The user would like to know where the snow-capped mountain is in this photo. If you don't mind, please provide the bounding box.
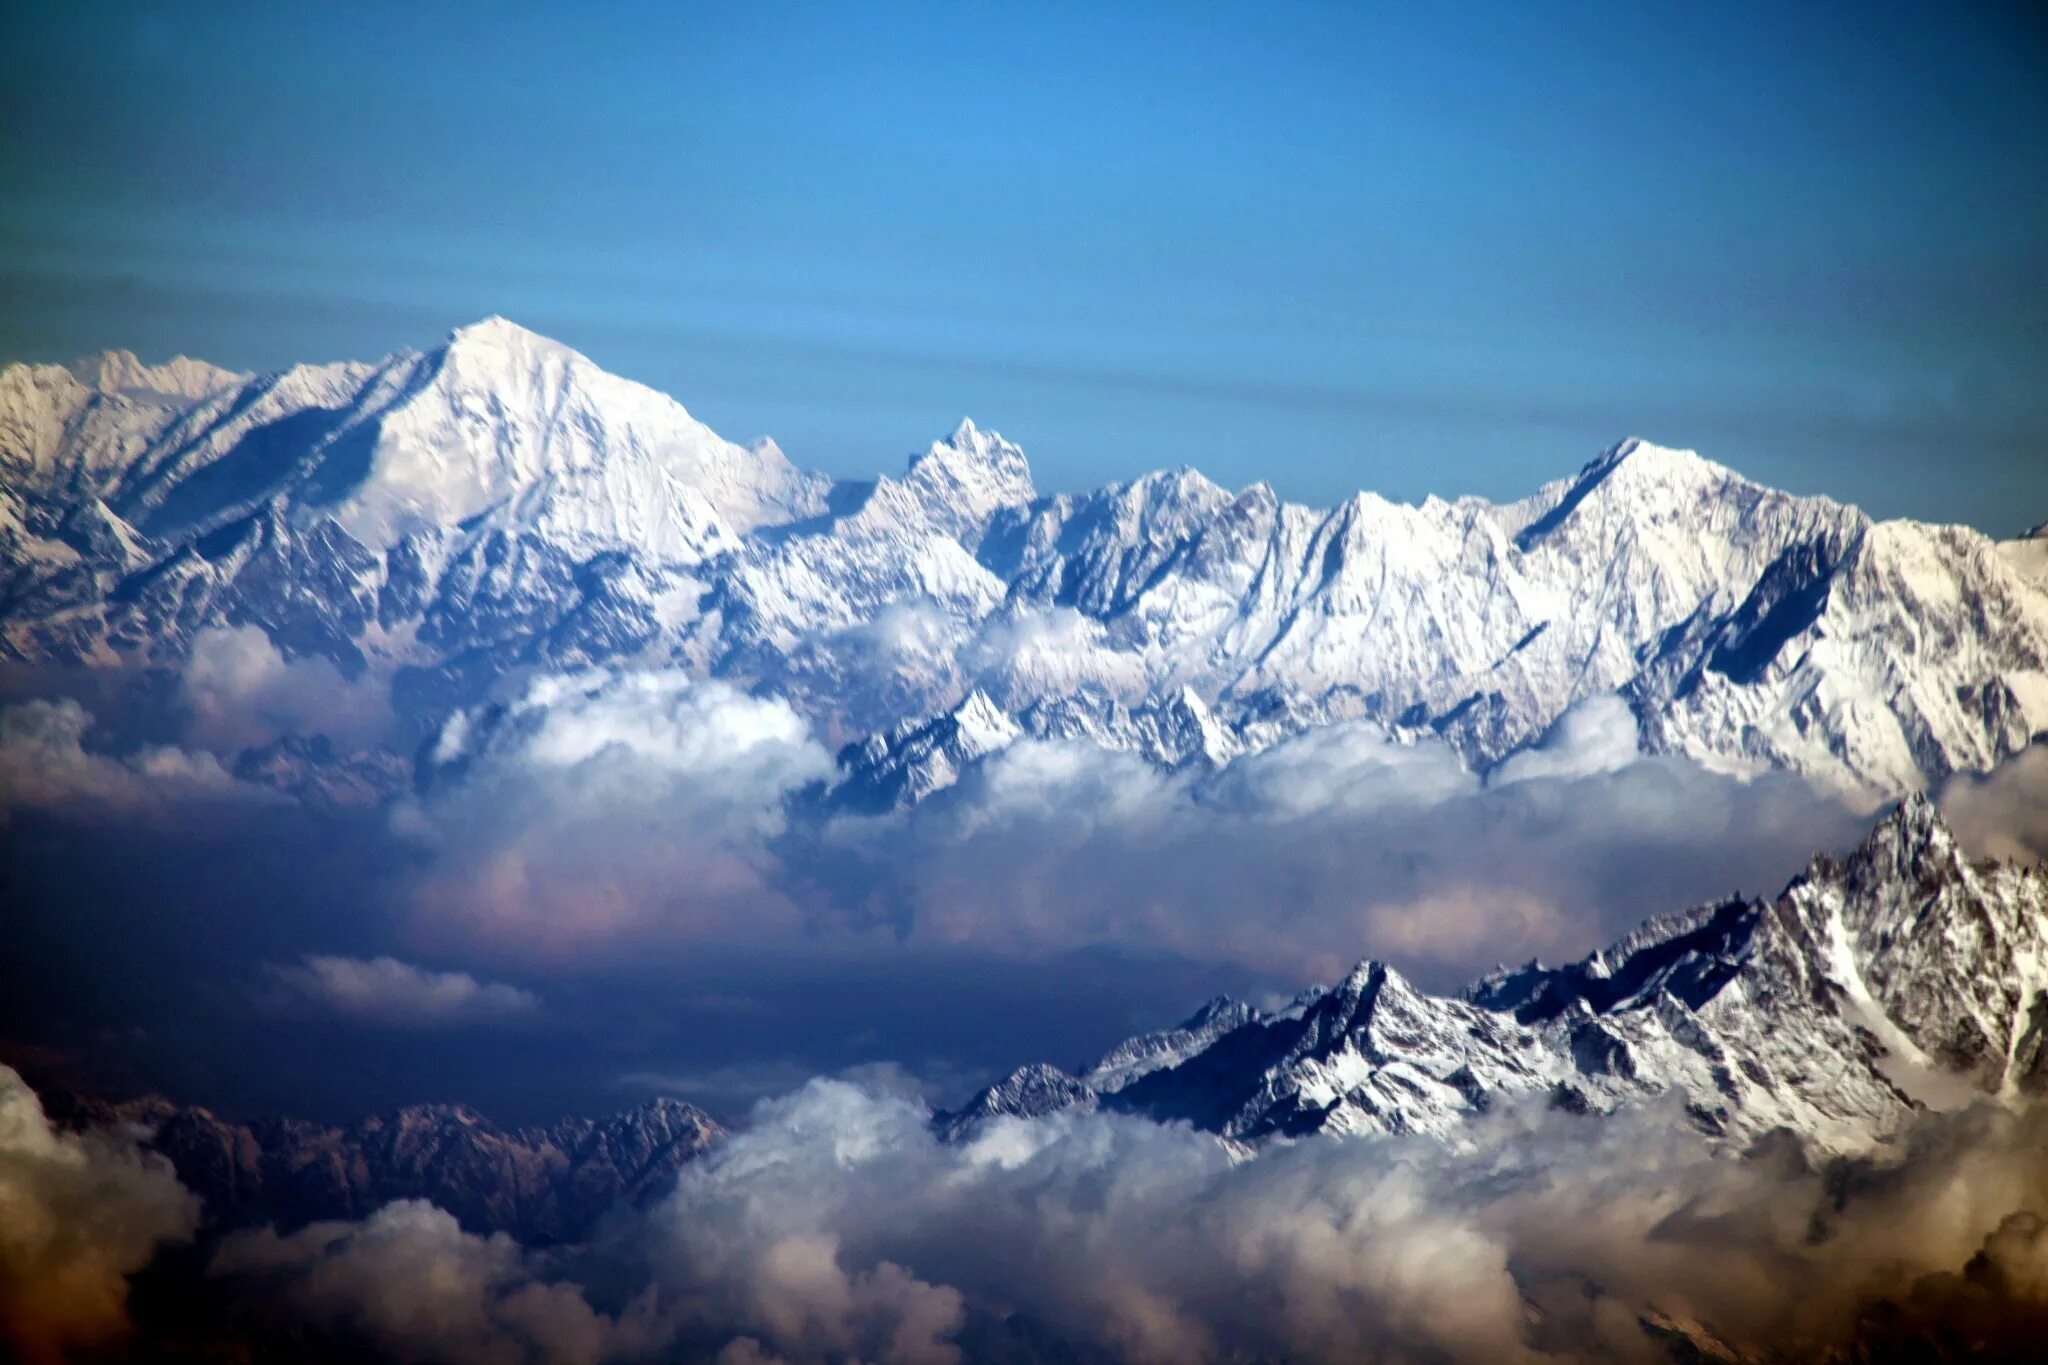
[4,319,2045,801]
[945,796,2048,1156]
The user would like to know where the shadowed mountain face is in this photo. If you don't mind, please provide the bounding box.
[944,796,2048,1156]
[42,1086,723,1244]
[5,320,2047,810]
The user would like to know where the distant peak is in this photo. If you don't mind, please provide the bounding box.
[922,417,1023,464]
[443,316,575,358]
[69,348,241,401]
[905,418,1036,506]
[1589,436,1710,475]
[1234,480,1280,511]
[1181,995,1248,1028]
[1515,437,1731,551]
[451,314,541,340]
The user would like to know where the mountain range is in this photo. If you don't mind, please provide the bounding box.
[941,795,2048,1157]
[40,1086,723,1245]
[10,320,2048,1363]
[5,317,2047,806]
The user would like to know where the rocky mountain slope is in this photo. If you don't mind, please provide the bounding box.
[946,796,2048,1155]
[42,1087,724,1244]
[5,319,2046,804]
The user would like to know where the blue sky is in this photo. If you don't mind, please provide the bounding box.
[3,0,2044,531]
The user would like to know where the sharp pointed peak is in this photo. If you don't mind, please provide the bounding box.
[1793,791,1963,898]
[1337,958,1392,993]
[1874,789,1951,845]
[947,689,1021,747]
[922,416,1023,461]
[951,687,1007,719]
[902,417,1036,506]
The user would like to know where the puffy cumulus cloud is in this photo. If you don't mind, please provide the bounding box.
[4,660,1880,990]
[1490,693,1644,785]
[108,1074,2048,1364]
[380,672,1873,981]
[0,697,261,820]
[181,623,395,750]
[260,955,542,1027]
[211,1200,665,1365]
[813,710,1872,982]
[0,1065,199,1364]
[639,1086,2048,1362]
[627,1080,1518,1364]
[396,671,834,956]
[1942,742,2048,864]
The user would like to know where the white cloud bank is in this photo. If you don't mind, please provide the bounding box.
[202,1079,2048,1364]
[0,666,1911,988]
[807,698,1874,980]
[373,674,1877,983]
[181,623,395,751]
[395,671,835,956]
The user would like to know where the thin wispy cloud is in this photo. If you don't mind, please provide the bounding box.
[261,955,540,1027]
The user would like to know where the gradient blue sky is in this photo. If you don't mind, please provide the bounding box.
[3,0,2043,530]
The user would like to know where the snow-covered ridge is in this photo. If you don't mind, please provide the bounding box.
[943,796,2048,1156]
[3,318,2044,799]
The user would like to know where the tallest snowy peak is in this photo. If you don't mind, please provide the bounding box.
[924,416,1025,468]
[447,315,563,348]
[292,315,828,555]
[439,316,584,372]
[1587,435,1733,488]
